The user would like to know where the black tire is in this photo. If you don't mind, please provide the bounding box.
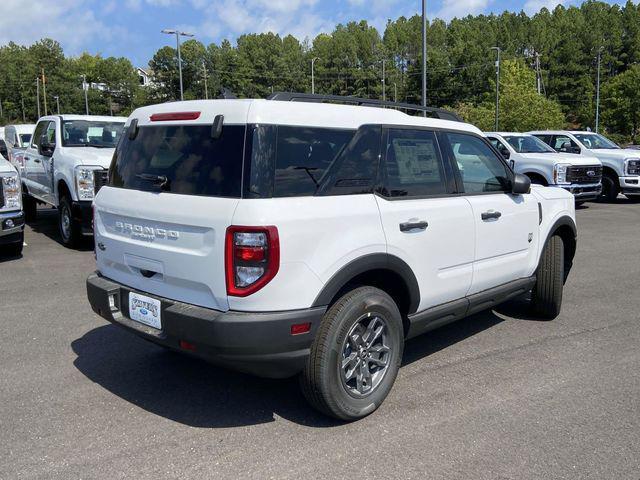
[624,195,640,203]
[3,233,24,257]
[300,286,404,421]
[600,172,619,202]
[23,194,37,222]
[58,196,82,248]
[531,235,564,319]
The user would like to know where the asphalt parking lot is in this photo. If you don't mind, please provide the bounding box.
[1,201,639,479]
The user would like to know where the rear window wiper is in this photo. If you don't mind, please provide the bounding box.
[136,173,170,190]
[293,166,320,187]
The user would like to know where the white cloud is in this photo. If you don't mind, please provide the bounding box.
[0,0,122,53]
[434,0,492,21]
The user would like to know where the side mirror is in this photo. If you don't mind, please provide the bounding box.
[39,140,55,157]
[501,150,510,160]
[512,173,531,195]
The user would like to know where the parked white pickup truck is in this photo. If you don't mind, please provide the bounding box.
[21,115,126,246]
[486,132,602,202]
[0,155,25,256]
[4,124,36,166]
[529,130,640,202]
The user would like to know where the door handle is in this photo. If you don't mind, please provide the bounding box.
[481,211,502,221]
[399,221,429,232]
[33,158,41,163]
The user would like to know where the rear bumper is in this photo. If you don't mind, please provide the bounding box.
[86,273,326,378]
[71,200,93,235]
[557,183,602,201]
[0,210,25,242]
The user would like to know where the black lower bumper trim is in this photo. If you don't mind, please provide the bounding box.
[71,200,94,235]
[86,273,326,378]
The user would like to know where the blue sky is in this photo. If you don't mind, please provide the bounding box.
[0,0,631,67]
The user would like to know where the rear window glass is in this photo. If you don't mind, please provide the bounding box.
[109,125,245,198]
[245,126,355,198]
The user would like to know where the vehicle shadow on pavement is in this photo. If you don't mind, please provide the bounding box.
[72,299,533,429]
[27,207,94,251]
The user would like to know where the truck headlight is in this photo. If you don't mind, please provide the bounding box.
[625,158,640,176]
[553,163,571,185]
[1,173,22,210]
[75,166,99,201]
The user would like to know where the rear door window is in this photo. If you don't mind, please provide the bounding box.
[381,128,448,197]
[110,124,246,198]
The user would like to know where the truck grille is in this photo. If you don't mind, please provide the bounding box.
[94,170,109,194]
[567,165,602,184]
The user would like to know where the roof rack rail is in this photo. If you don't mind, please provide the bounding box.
[266,92,462,122]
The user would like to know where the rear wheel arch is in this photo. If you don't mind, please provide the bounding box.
[311,253,420,332]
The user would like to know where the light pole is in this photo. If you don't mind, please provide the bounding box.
[422,0,428,114]
[202,60,209,100]
[161,29,194,101]
[54,95,60,114]
[81,75,89,115]
[36,77,41,118]
[311,57,319,95]
[491,46,501,131]
[381,59,386,102]
[595,47,603,133]
[393,82,398,103]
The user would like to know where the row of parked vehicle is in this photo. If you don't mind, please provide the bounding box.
[0,94,638,421]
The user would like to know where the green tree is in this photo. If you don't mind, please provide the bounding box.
[455,59,565,131]
[601,65,640,142]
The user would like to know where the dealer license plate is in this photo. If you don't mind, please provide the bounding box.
[128,292,162,329]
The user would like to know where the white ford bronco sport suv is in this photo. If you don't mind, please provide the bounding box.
[486,132,602,203]
[529,130,640,202]
[0,155,25,256]
[86,94,577,420]
[21,115,126,246]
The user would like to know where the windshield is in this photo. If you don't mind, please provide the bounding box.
[573,133,619,150]
[62,120,125,148]
[504,135,555,153]
[19,134,31,147]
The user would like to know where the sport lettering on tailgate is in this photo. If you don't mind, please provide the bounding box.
[115,221,180,242]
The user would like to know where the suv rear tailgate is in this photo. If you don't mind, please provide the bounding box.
[94,186,238,311]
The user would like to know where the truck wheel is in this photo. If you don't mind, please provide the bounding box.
[4,232,24,257]
[58,196,82,248]
[300,286,404,421]
[600,172,620,202]
[23,194,37,222]
[531,235,564,320]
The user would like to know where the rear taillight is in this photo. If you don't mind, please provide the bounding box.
[225,226,279,297]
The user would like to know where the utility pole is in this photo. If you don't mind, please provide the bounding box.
[41,68,48,116]
[202,60,209,100]
[595,47,603,133]
[491,46,501,131]
[0,99,3,119]
[311,57,319,95]
[36,77,41,119]
[421,0,427,115]
[535,52,541,95]
[161,29,194,101]
[21,94,26,122]
[82,75,89,115]
[393,82,398,103]
[382,59,386,102]
[54,95,60,114]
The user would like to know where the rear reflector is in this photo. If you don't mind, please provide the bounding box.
[179,340,197,351]
[291,323,311,335]
[150,111,201,122]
